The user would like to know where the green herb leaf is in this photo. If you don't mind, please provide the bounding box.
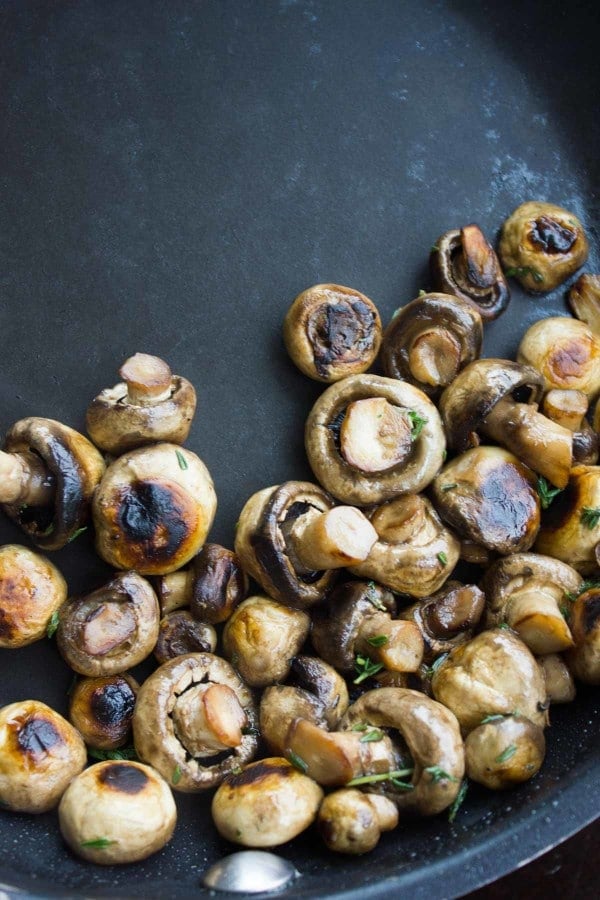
[359,728,384,743]
[498,622,510,630]
[581,507,600,529]
[353,654,384,684]
[504,265,544,284]
[441,483,457,492]
[172,765,183,784]
[566,579,600,601]
[46,610,60,639]
[175,449,188,470]
[536,476,563,510]
[426,652,449,679]
[560,603,571,621]
[495,744,517,764]
[88,747,138,762]
[437,551,448,566]
[67,526,88,543]
[288,750,308,774]
[407,410,428,440]
[367,634,389,648]
[480,713,506,725]
[431,244,439,252]
[40,523,54,537]
[351,723,369,732]
[418,289,427,297]
[366,581,387,612]
[346,768,414,788]
[425,765,458,784]
[80,838,116,849]
[448,779,469,823]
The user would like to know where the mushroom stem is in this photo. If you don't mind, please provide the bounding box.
[287,506,377,573]
[339,398,414,473]
[172,683,246,756]
[156,570,194,614]
[0,449,55,505]
[482,396,573,488]
[408,329,462,387]
[505,588,574,654]
[542,389,588,433]
[119,353,173,405]
[356,613,424,673]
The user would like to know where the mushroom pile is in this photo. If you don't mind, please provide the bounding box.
[0,201,599,870]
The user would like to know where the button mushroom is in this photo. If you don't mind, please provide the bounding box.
[317,789,398,855]
[517,317,600,404]
[305,374,446,506]
[379,293,483,397]
[399,581,485,663]
[0,417,105,549]
[535,464,600,573]
[541,390,598,467]
[0,700,86,813]
[439,358,573,488]
[568,273,600,335]
[154,610,217,664]
[211,757,323,848]
[56,571,160,676]
[565,587,600,684]
[68,673,138,751]
[156,543,248,619]
[538,654,576,704]
[58,760,177,864]
[498,201,589,292]
[430,224,510,320]
[234,481,376,608]
[86,352,197,455]
[464,715,545,790]
[92,442,217,575]
[133,652,258,791]
[0,544,67,648]
[283,283,382,382]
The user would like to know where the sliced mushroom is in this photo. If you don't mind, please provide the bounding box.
[440,358,572,488]
[481,554,580,655]
[283,284,382,382]
[498,201,589,292]
[156,543,248,620]
[380,293,483,396]
[431,447,541,555]
[517,317,600,401]
[0,544,67,648]
[68,674,139,750]
[92,443,217,575]
[430,225,510,320]
[86,353,196,455]
[305,374,445,506]
[1,417,105,549]
[465,715,545,790]
[535,464,600,573]
[565,587,600,684]
[154,611,217,664]
[569,273,600,334]
[56,572,160,676]
[0,700,86,813]
[399,581,485,663]
[222,596,310,688]
[538,654,576,704]
[211,757,323,847]
[59,760,177,864]
[318,789,398,855]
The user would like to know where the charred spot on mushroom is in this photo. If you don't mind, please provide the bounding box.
[226,761,294,789]
[91,682,136,729]
[307,300,378,379]
[97,763,149,794]
[529,217,577,254]
[15,715,62,759]
[117,480,191,562]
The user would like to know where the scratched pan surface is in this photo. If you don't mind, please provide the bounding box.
[0,0,599,897]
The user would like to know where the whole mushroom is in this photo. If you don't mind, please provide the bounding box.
[517,317,600,401]
[69,673,138,751]
[399,581,485,664]
[465,715,545,790]
[318,789,398,855]
[154,610,217,664]
[0,544,67,648]
[156,543,248,620]
[535,465,600,573]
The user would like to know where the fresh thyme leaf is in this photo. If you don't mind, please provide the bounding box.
[407,410,428,440]
[353,654,384,684]
[88,747,138,761]
[366,581,387,612]
[437,551,448,565]
[67,526,88,543]
[448,779,468,823]
[566,579,600,600]
[498,622,510,630]
[367,634,389,648]
[504,265,544,284]
[40,523,54,537]
[536,476,563,510]
[441,483,457,492]
[426,652,449,679]
[172,765,183,784]
[80,838,116,849]
[46,610,60,639]
[288,750,308,774]
[175,449,188,470]
[346,768,414,788]
[425,765,458,784]
[431,244,439,252]
[560,603,571,621]
[359,728,384,743]
[480,713,506,725]
[495,744,517,764]
[581,506,600,529]
[351,723,369,732]
[418,289,427,296]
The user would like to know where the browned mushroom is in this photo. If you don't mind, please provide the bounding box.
[379,293,483,396]
[0,544,67,648]
[317,789,398,855]
[430,225,510,320]
[399,581,485,663]
[541,390,598,466]
[68,674,139,750]
[283,284,382,382]
[535,465,600,573]
[464,714,545,790]
[565,587,600,684]
[156,543,248,620]
[154,610,217,664]
[569,273,600,334]
[517,318,600,401]
[498,201,589,292]
[538,654,576,704]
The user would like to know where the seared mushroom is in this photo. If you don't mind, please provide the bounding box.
[340,688,465,816]
[57,572,160,676]
[440,359,572,488]
[431,447,541,555]
[59,760,176,864]
[0,544,67,648]
[350,495,461,596]
[283,283,382,382]
[569,273,600,334]
[565,587,600,684]
[541,390,599,466]
[481,554,580,655]
[318,789,398,855]
[399,581,485,663]
[156,543,248,620]
[0,700,86,813]
[211,757,323,847]
[154,610,217,664]
[86,353,197,455]
[380,293,483,396]
[305,374,445,506]
[92,443,217,575]
[431,629,548,734]
[234,481,376,608]
[498,201,589,292]
[430,225,509,320]
[538,654,576,704]
[1,417,105,549]
[133,652,258,791]
[535,465,600,573]
[222,596,310,687]
[517,318,600,401]
[465,715,545,790]
[69,674,139,750]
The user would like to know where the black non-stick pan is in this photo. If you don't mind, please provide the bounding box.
[1,1,599,897]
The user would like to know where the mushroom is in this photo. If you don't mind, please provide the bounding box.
[430,224,510,320]
[0,700,86,813]
[234,481,376,608]
[498,201,589,292]
[305,374,446,506]
[68,673,139,751]
[222,596,310,687]
[58,760,177,864]
[399,581,485,663]
[56,571,160,676]
[535,464,600,573]
[156,543,248,619]
[133,652,258,791]
[92,442,217,575]
[283,283,382,382]
[431,629,548,734]
[211,757,323,848]
[481,554,581,655]
[568,273,600,334]
[317,789,398,855]
[86,352,197,455]
[517,318,600,401]
[379,293,483,396]
[439,358,572,488]
[349,495,461,596]
[464,715,545,790]
[538,654,576,704]
[0,544,67,648]
[154,610,217,664]
[311,580,424,677]
[565,587,600,684]
[340,688,465,816]
[0,417,105,549]
[431,447,541,555]
[541,390,599,466]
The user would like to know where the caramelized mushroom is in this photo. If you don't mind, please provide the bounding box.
[539,654,576,704]
[69,674,139,750]
[535,465,600,573]
[399,581,485,663]
[517,318,600,401]
[465,715,545,790]
[156,543,248,620]
[569,273,600,334]
[154,610,217,664]
[565,587,600,684]
[0,544,67,648]
[318,789,398,855]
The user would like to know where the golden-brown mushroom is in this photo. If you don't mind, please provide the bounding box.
[399,581,485,663]
[465,715,545,790]
[565,587,600,684]
[535,465,600,573]
[318,789,398,855]
[568,273,600,334]
[517,318,600,401]
[0,544,67,648]
[154,610,217,664]
[68,673,139,751]
[156,543,248,620]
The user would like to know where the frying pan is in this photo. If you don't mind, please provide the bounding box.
[1,0,599,896]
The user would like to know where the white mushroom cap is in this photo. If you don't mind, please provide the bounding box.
[318,789,398,854]
[0,545,67,648]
